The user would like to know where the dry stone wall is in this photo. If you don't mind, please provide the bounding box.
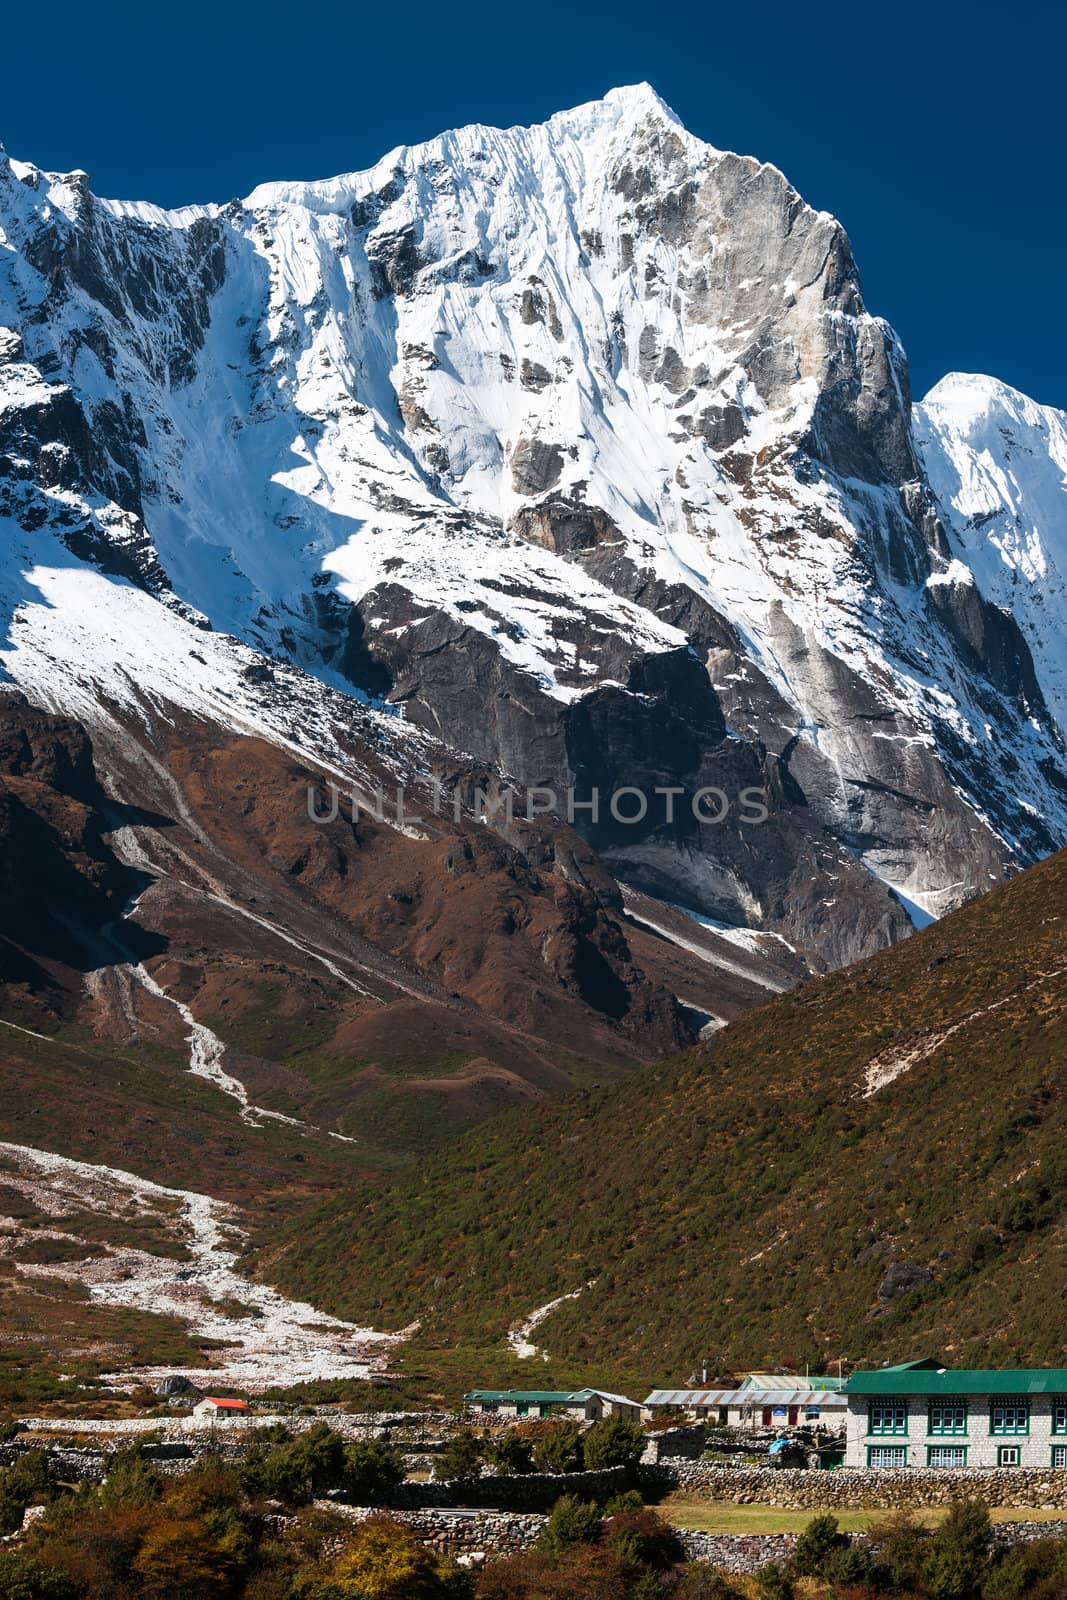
[667,1462,1067,1509]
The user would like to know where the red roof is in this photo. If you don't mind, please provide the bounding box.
[203,1397,249,1409]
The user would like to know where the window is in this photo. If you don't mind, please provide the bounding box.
[1052,1446,1067,1468]
[1052,1401,1067,1436]
[868,1445,908,1468]
[928,1445,968,1468]
[516,1403,529,1417]
[805,1406,821,1420]
[929,1400,968,1436]
[990,1401,1030,1435]
[868,1402,908,1436]
[998,1446,1021,1467]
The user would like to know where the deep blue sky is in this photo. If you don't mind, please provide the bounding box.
[4,0,1064,408]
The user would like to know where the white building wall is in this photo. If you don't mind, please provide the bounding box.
[845,1394,1067,1469]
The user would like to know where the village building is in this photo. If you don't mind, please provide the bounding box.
[465,1388,644,1423]
[643,1386,846,1430]
[843,1362,1067,1469]
[191,1397,252,1423]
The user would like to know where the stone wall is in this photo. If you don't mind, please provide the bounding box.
[388,1464,634,1511]
[324,1503,547,1557]
[667,1461,1067,1509]
[641,1424,707,1463]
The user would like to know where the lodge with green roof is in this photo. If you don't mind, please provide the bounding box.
[843,1362,1067,1470]
[464,1387,644,1423]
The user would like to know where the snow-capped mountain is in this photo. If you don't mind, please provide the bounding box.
[1,84,1065,977]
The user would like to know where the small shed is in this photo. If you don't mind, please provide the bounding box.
[192,1397,251,1423]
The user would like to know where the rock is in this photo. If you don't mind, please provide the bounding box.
[878,1262,935,1301]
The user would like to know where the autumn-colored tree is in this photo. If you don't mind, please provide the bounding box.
[475,1543,632,1600]
[303,1513,471,1599]
[131,1514,239,1599]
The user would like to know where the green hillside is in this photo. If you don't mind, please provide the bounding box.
[265,847,1067,1393]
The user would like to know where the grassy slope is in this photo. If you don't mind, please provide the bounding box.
[265,847,1067,1394]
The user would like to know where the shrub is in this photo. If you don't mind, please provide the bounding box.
[582,1417,645,1472]
[98,1448,165,1510]
[603,1490,644,1516]
[434,1429,485,1482]
[790,1512,844,1576]
[754,1561,795,1600]
[867,1509,930,1592]
[0,1451,59,1536]
[343,1439,405,1502]
[538,1495,603,1553]
[484,1430,534,1476]
[474,1543,629,1599]
[531,1421,584,1475]
[670,1565,745,1599]
[602,1506,682,1572]
[242,1423,361,1506]
[0,1552,77,1600]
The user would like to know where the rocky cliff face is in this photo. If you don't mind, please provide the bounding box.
[0,86,1064,984]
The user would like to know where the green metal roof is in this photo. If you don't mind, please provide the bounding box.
[845,1367,1067,1396]
[464,1390,579,1404]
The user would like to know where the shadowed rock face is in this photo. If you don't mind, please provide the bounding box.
[0,86,1063,990]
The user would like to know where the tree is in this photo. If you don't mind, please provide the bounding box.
[754,1561,795,1600]
[435,1430,485,1482]
[582,1418,645,1472]
[602,1506,683,1572]
[532,1422,584,1475]
[484,1431,534,1477]
[242,1423,352,1505]
[0,1553,76,1600]
[0,1452,59,1536]
[538,1495,603,1554]
[309,1514,471,1598]
[97,1448,165,1510]
[924,1498,993,1600]
[343,1439,405,1502]
[131,1515,240,1599]
[790,1512,843,1577]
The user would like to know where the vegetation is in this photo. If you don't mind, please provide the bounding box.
[0,1453,1064,1600]
[433,1430,485,1482]
[266,848,1067,1386]
[239,1423,404,1505]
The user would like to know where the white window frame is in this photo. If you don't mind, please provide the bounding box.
[928,1444,968,1468]
[868,1444,908,1469]
[997,1445,1021,1467]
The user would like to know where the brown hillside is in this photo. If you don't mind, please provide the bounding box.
[267,846,1067,1389]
